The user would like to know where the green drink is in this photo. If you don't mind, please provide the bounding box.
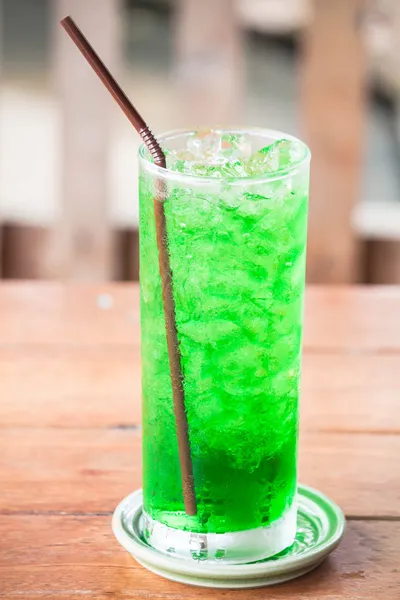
[139,128,310,563]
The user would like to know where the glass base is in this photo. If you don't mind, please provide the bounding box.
[140,502,297,564]
[113,486,346,587]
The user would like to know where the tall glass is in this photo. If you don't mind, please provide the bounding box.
[139,128,310,564]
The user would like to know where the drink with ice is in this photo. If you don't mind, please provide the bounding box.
[139,128,310,562]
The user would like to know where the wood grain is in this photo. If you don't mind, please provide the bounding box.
[0,283,399,598]
[299,432,400,518]
[2,428,399,517]
[0,516,398,599]
[301,354,400,433]
[0,347,141,428]
[1,349,399,433]
[0,284,399,350]
[0,428,141,514]
[303,286,400,351]
[0,283,140,346]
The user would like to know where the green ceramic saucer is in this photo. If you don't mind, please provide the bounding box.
[112,484,345,589]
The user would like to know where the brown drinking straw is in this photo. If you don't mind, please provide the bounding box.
[61,16,197,515]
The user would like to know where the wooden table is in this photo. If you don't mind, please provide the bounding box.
[1,284,399,599]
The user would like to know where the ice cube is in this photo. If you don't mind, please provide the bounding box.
[219,161,249,178]
[187,130,222,160]
[220,133,252,161]
[165,149,198,173]
[246,139,304,176]
[184,131,252,174]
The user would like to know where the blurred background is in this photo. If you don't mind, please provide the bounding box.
[0,0,399,283]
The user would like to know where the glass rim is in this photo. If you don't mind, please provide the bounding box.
[138,127,311,185]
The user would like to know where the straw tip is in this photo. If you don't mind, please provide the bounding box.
[60,15,72,27]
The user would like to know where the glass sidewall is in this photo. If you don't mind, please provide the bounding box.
[139,128,310,562]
